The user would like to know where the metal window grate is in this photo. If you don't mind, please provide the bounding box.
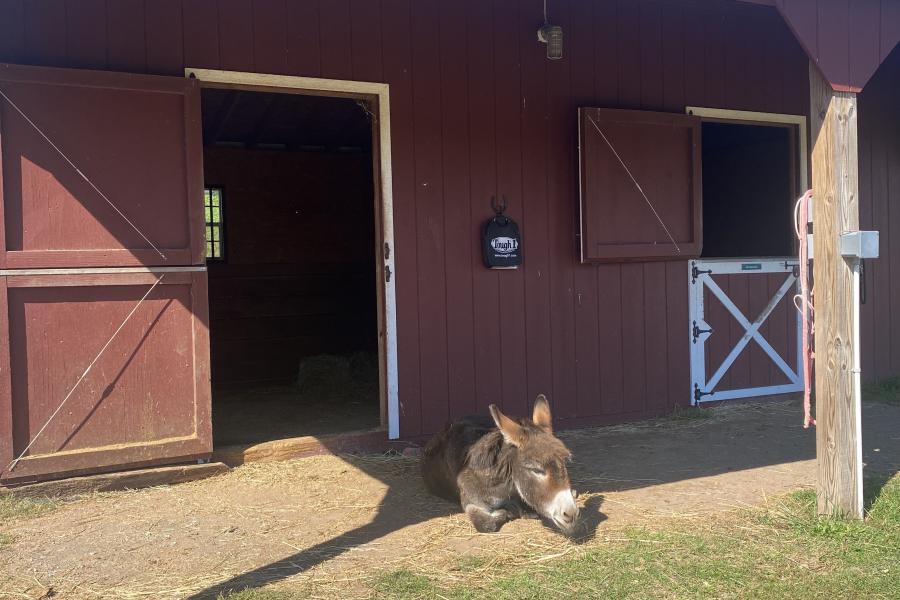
[204,187,225,261]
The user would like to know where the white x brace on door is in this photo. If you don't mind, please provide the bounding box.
[689,259,804,404]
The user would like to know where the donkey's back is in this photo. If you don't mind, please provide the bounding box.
[421,414,494,502]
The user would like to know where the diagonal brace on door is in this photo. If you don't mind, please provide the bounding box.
[701,273,801,391]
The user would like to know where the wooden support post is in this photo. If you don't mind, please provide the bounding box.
[809,62,864,518]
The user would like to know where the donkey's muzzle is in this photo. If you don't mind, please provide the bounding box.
[548,489,579,533]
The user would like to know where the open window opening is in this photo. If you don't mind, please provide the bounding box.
[200,86,382,447]
[700,120,799,258]
[687,110,806,406]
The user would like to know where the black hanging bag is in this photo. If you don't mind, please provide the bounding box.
[482,212,522,269]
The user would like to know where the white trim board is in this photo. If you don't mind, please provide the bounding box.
[685,106,809,192]
[185,68,400,440]
[0,266,207,276]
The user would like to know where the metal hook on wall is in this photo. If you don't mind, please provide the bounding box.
[491,195,508,217]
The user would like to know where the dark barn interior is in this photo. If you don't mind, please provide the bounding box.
[700,121,795,258]
[201,88,380,446]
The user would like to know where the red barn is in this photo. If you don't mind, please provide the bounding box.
[0,0,898,487]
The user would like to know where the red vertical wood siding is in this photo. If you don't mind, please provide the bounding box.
[410,0,449,435]
[492,0,527,419]
[466,0,500,418]
[183,0,220,71]
[0,0,25,64]
[571,0,601,419]
[253,0,289,75]
[439,0,476,422]
[64,0,107,70]
[106,0,147,72]
[144,0,184,75]
[858,45,900,383]
[546,0,575,419]
[6,0,875,438]
[520,0,552,420]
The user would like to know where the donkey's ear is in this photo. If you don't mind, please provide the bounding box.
[489,404,525,446]
[532,394,553,432]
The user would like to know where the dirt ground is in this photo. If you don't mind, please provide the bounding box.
[2,397,899,600]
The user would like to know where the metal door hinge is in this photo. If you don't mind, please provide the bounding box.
[691,264,712,284]
[693,385,713,404]
[384,242,391,260]
[385,265,392,283]
[692,321,712,343]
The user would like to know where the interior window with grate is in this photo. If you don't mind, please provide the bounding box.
[204,187,225,261]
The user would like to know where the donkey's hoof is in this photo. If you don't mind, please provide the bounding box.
[473,521,502,533]
[467,507,509,532]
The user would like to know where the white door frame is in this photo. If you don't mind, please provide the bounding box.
[689,259,803,404]
[185,68,400,439]
[687,107,808,405]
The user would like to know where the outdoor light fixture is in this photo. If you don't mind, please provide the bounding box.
[537,0,563,60]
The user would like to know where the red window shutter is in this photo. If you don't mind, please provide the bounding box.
[578,107,702,262]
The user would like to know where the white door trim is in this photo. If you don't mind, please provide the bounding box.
[185,68,400,439]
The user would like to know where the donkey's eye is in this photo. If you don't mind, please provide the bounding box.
[528,467,546,476]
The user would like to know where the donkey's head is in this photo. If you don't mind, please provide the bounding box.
[488,395,578,534]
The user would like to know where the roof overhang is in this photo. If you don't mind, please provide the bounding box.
[739,0,900,92]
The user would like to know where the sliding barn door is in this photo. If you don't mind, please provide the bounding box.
[0,63,211,483]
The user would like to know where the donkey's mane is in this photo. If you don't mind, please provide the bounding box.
[465,428,514,480]
[464,418,570,481]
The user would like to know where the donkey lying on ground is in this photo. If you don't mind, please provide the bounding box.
[421,395,579,534]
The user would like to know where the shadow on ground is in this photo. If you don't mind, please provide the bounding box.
[181,397,899,598]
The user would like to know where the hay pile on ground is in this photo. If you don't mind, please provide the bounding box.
[296,351,379,404]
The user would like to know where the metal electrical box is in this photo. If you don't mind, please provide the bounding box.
[804,195,879,261]
[840,231,880,259]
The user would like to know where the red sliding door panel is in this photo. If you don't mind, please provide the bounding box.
[0,272,211,483]
[0,63,211,484]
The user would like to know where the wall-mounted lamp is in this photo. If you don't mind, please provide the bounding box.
[537,0,563,60]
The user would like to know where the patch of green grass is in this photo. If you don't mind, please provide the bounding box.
[371,570,435,599]
[453,555,488,573]
[0,495,57,523]
[863,376,900,404]
[370,475,900,599]
[669,406,714,421]
[0,532,14,547]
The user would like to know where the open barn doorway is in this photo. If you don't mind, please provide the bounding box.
[195,77,390,447]
[688,108,806,405]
